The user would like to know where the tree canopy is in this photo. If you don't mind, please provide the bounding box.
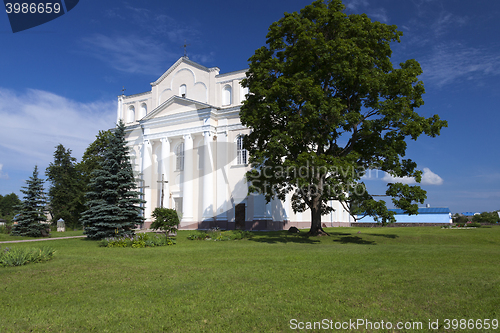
[240,0,447,234]
[0,193,21,222]
[46,144,82,229]
[80,121,144,239]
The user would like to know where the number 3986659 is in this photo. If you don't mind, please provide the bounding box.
[5,3,61,14]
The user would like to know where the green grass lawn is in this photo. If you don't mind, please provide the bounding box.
[1,226,499,332]
[0,229,84,242]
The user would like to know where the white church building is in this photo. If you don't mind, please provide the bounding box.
[118,57,353,230]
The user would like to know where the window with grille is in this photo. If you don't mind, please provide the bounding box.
[236,135,247,165]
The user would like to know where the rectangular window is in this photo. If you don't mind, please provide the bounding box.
[176,143,184,171]
[236,135,247,165]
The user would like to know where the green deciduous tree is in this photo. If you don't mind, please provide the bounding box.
[46,144,83,229]
[11,166,48,237]
[472,211,500,224]
[80,121,144,240]
[240,0,447,235]
[0,193,21,223]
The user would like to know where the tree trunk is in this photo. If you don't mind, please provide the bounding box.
[308,195,329,236]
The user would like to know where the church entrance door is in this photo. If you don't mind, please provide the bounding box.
[235,203,245,230]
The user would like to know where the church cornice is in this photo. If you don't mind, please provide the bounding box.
[216,68,248,78]
[140,106,218,129]
[143,124,217,141]
[150,57,220,87]
[123,91,151,100]
[144,95,217,121]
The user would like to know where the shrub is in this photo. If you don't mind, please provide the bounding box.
[150,208,179,236]
[0,246,56,267]
[99,232,175,248]
[187,229,253,241]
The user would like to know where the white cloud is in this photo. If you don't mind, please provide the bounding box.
[0,88,116,172]
[421,167,444,185]
[345,0,369,11]
[432,12,468,37]
[382,173,416,184]
[382,168,443,185]
[0,164,9,179]
[368,8,388,23]
[81,34,178,76]
[420,43,500,87]
[84,5,205,76]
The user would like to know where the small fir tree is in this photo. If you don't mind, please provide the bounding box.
[150,208,180,236]
[11,166,48,237]
[81,120,144,239]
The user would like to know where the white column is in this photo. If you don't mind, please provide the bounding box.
[160,137,170,209]
[216,131,228,222]
[142,140,153,222]
[182,134,194,222]
[202,131,214,220]
[117,95,123,123]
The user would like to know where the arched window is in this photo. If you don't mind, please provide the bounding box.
[127,106,135,123]
[140,103,147,119]
[175,142,184,171]
[236,135,247,165]
[179,84,187,98]
[222,85,232,106]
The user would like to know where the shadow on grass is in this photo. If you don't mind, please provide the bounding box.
[365,233,399,239]
[331,233,376,245]
[330,232,352,236]
[248,231,321,244]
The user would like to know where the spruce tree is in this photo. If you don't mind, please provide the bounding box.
[81,120,144,239]
[11,166,48,237]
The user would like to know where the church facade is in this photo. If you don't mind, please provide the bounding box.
[118,57,353,230]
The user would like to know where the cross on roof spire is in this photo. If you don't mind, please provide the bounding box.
[181,39,190,58]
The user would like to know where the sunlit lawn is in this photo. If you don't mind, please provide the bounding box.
[0,229,84,242]
[1,226,499,332]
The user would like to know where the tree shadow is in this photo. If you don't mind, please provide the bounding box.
[365,233,399,239]
[332,233,376,245]
[247,231,321,244]
[330,232,352,236]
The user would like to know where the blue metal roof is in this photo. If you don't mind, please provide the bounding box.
[461,212,479,216]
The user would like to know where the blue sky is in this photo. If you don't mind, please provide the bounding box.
[0,0,499,214]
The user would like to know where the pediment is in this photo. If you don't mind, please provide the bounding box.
[142,96,215,120]
[151,57,220,87]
